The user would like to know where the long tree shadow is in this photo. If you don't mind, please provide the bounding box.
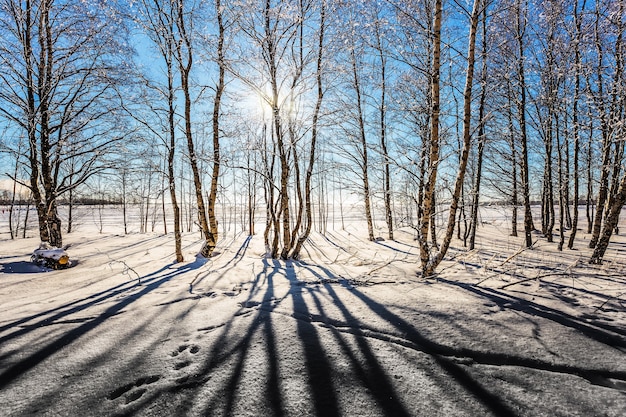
[332,282,531,416]
[0,258,207,390]
[440,278,626,346]
[202,258,341,416]
[133,257,291,417]
[297,262,512,415]
[539,280,626,318]
[0,257,207,341]
[295,262,626,415]
[281,259,341,417]
[218,258,287,417]
[338,275,626,409]
[373,240,416,256]
[62,250,626,417]
[0,280,134,340]
[121,257,343,417]
[190,234,253,291]
[301,275,413,416]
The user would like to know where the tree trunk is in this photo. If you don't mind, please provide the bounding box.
[204,0,226,257]
[586,110,594,234]
[542,123,554,242]
[374,14,393,240]
[515,0,534,248]
[9,145,22,239]
[23,197,31,239]
[557,114,565,251]
[291,0,325,259]
[589,2,613,249]
[247,149,257,236]
[468,7,488,251]
[349,43,375,242]
[419,0,443,273]
[167,44,183,262]
[423,0,481,276]
[590,172,626,264]
[175,0,210,257]
[161,166,167,235]
[507,83,518,237]
[568,0,584,249]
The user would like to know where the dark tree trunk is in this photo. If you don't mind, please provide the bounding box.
[506,82,519,237]
[420,0,443,274]
[349,44,375,242]
[557,114,565,251]
[589,2,614,249]
[590,173,626,264]
[568,0,584,249]
[423,0,481,276]
[291,0,325,259]
[175,0,210,257]
[204,0,226,257]
[586,111,594,234]
[515,0,534,248]
[468,7,488,251]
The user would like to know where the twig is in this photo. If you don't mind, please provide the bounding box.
[498,256,580,290]
[594,292,625,313]
[98,249,142,284]
[498,245,528,268]
[108,260,141,284]
[474,272,502,286]
[499,272,575,289]
[189,257,214,293]
[366,254,398,276]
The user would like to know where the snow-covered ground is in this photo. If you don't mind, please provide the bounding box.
[1,206,625,416]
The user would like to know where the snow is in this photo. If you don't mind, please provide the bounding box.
[0,207,625,416]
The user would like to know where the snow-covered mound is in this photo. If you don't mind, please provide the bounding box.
[30,242,71,269]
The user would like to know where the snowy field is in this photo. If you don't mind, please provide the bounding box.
[0,205,625,416]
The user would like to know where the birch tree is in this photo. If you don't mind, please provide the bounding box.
[0,0,132,248]
[134,0,184,261]
[233,0,326,259]
[419,0,483,276]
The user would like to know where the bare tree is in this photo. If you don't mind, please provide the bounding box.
[588,0,624,249]
[347,11,375,242]
[590,170,626,263]
[232,0,325,259]
[513,0,535,247]
[0,0,132,247]
[468,5,489,250]
[419,0,483,276]
[290,0,326,258]
[204,0,227,257]
[567,0,586,249]
[172,0,213,257]
[134,0,185,261]
[372,4,393,241]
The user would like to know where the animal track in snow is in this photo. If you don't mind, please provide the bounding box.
[170,344,200,357]
[238,300,261,308]
[174,360,191,370]
[125,388,147,404]
[107,383,135,401]
[107,375,161,403]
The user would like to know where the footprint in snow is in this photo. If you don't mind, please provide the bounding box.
[125,388,147,404]
[238,300,261,308]
[174,360,191,370]
[170,344,187,357]
[171,344,200,357]
[107,375,161,402]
